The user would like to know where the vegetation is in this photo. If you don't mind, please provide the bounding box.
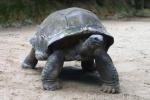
[0,0,149,26]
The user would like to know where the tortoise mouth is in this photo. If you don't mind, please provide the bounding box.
[35,51,48,60]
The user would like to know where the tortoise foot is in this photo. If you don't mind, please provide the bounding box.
[42,80,62,91]
[21,62,34,69]
[100,83,120,94]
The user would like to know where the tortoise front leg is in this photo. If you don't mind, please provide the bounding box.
[42,50,64,91]
[21,48,38,69]
[94,49,120,93]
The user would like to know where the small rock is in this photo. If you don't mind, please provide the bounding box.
[144,82,150,85]
[0,71,3,74]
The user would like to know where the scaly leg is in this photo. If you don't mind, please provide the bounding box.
[22,48,38,69]
[42,50,64,91]
[94,49,120,93]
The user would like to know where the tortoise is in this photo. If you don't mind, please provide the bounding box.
[22,7,120,93]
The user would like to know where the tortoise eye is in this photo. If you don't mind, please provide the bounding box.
[94,37,99,41]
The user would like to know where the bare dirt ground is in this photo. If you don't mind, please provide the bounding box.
[0,19,150,100]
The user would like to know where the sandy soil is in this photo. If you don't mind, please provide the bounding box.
[0,20,150,100]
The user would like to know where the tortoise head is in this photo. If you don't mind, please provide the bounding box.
[83,34,104,50]
[30,35,48,60]
[80,34,104,55]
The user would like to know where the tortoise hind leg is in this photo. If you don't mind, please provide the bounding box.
[42,50,64,91]
[94,49,120,93]
[81,59,96,73]
[21,48,38,69]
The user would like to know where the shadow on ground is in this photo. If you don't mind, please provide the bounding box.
[35,66,102,86]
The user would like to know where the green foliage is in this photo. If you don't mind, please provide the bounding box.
[0,0,148,25]
[0,0,52,24]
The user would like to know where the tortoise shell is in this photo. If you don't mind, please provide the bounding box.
[30,7,114,54]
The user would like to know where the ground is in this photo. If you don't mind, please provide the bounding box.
[0,19,150,100]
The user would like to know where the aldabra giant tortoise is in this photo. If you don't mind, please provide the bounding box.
[22,7,120,93]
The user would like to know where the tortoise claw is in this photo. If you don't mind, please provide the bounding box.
[100,83,120,94]
[42,80,62,91]
[21,62,34,69]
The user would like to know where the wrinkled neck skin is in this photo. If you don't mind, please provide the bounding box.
[35,50,48,60]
